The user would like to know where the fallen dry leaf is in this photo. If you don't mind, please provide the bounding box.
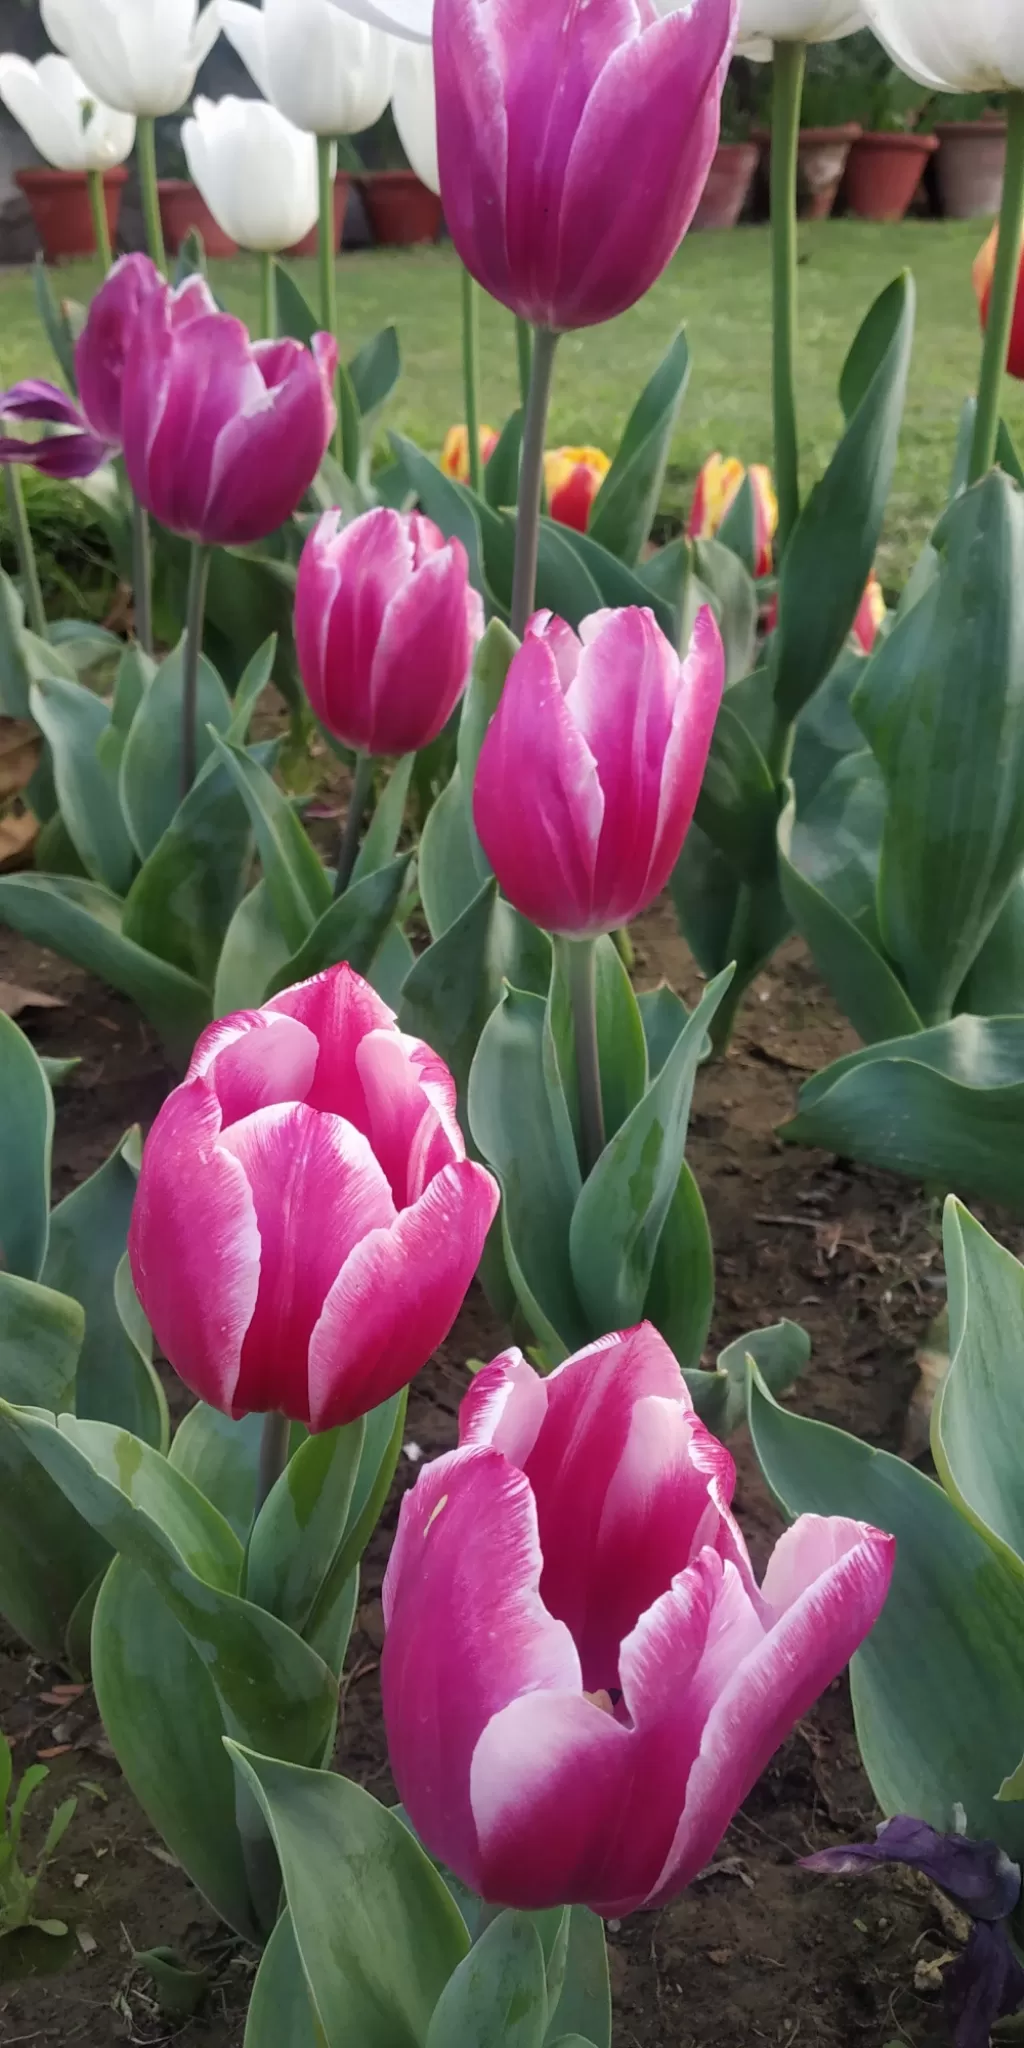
[0,718,40,800]
[0,980,64,1019]
[0,810,38,872]
[902,1309,950,1462]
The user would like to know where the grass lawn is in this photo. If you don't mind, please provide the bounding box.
[0,217,1019,593]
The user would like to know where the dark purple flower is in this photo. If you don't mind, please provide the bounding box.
[0,379,109,478]
[806,1816,1024,2048]
[0,252,166,480]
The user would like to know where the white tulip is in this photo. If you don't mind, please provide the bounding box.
[392,45,437,193]
[182,94,319,251]
[0,53,135,171]
[859,0,1024,92]
[735,0,867,58]
[221,0,395,137]
[40,0,222,118]
[324,0,433,44]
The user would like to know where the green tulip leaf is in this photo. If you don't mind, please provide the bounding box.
[0,1009,53,1282]
[119,635,233,861]
[425,1910,547,2048]
[169,1403,264,1541]
[544,1909,611,2048]
[121,743,272,989]
[636,985,689,1078]
[351,754,414,884]
[348,324,401,419]
[30,675,136,894]
[209,733,332,953]
[670,822,790,983]
[390,432,486,597]
[265,854,412,995]
[0,872,210,1056]
[214,876,292,1017]
[546,939,648,1154]
[587,330,690,567]
[641,1161,714,1372]
[747,1368,1024,1859]
[485,409,523,510]
[690,539,757,687]
[935,1198,1024,1569]
[0,1408,110,1666]
[245,1910,322,2048]
[401,875,550,1108]
[227,1747,470,2048]
[694,697,778,880]
[246,1420,365,1638]
[0,1273,82,1411]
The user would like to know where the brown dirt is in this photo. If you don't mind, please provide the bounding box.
[0,899,992,2048]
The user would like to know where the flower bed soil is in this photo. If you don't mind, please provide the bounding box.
[0,901,991,2048]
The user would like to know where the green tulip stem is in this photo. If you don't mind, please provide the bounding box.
[461,265,483,496]
[87,169,112,272]
[136,115,166,273]
[515,316,533,411]
[334,750,375,899]
[181,541,210,799]
[254,1410,292,1521]
[258,249,277,341]
[131,495,153,657]
[4,467,47,642]
[770,39,805,560]
[563,935,606,1179]
[970,90,1024,484]
[317,134,353,474]
[510,325,560,640]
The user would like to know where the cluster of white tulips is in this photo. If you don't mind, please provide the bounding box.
[0,0,439,260]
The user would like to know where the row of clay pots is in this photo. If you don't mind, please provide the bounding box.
[14,166,444,264]
[693,119,1007,230]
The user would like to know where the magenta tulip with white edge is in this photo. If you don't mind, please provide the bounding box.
[473,605,724,938]
[0,253,166,479]
[434,0,739,330]
[120,281,338,547]
[296,506,484,754]
[128,965,499,1432]
[382,1325,895,1915]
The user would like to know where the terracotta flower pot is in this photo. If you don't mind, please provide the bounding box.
[844,131,939,222]
[692,141,758,231]
[158,179,238,258]
[16,166,128,263]
[797,124,862,220]
[359,171,443,246]
[934,120,1007,219]
[285,173,351,258]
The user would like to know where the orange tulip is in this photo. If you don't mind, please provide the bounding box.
[688,453,778,579]
[544,444,611,533]
[973,226,1024,382]
[853,573,886,655]
[440,422,500,482]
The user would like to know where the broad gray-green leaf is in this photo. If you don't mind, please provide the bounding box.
[0,1413,110,1665]
[170,1403,264,1541]
[121,745,265,989]
[352,754,413,884]
[228,1747,470,2048]
[588,330,690,567]
[0,872,210,1056]
[246,1421,365,1637]
[544,1909,610,2048]
[568,972,731,1335]
[120,636,233,860]
[637,986,689,1078]
[855,472,1024,1027]
[690,539,757,686]
[0,1009,53,1281]
[214,877,291,1017]
[0,1273,82,1410]
[935,1198,1024,1569]
[642,1162,714,1372]
[246,1911,321,2047]
[30,675,135,894]
[547,938,648,1153]
[209,734,331,952]
[265,855,412,995]
[748,1368,1024,1861]
[43,1129,164,1447]
[425,1911,547,2048]
[401,876,550,1109]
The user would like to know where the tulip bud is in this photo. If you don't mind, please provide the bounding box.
[440,423,500,483]
[221,0,395,138]
[129,964,500,1432]
[296,506,484,754]
[473,605,724,937]
[182,95,320,255]
[434,0,739,330]
[853,572,886,654]
[382,1323,895,1914]
[120,283,338,547]
[688,452,778,577]
[974,227,1024,382]
[544,446,611,534]
[0,53,135,172]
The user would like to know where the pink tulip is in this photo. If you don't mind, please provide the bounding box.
[120,281,338,547]
[434,0,739,331]
[472,605,724,937]
[296,507,484,754]
[382,1325,895,1915]
[128,965,499,1432]
[0,252,166,478]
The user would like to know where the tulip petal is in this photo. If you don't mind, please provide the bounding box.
[189,1009,321,1127]
[202,342,334,548]
[382,1443,581,1890]
[435,0,510,305]
[459,1345,551,1466]
[649,605,725,898]
[219,1102,396,1421]
[566,607,681,924]
[473,633,603,934]
[355,1027,464,1207]
[220,0,275,100]
[0,379,91,428]
[651,1520,895,1901]
[521,1326,745,1692]
[369,543,480,752]
[0,427,109,480]
[267,965,397,1120]
[128,1079,259,1416]
[307,1158,499,1429]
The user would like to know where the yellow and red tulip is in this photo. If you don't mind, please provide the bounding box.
[543,444,612,533]
[853,572,886,655]
[973,226,1024,382]
[440,422,500,482]
[688,452,778,579]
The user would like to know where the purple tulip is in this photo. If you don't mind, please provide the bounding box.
[0,252,167,479]
[434,0,739,330]
[296,507,484,755]
[807,1818,1024,2048]
[120,283,338,547]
